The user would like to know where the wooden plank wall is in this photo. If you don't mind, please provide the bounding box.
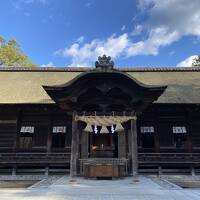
[0,111,18,152]
[0,104,200,154]
[138,104,200,153]
[0,106,72,154]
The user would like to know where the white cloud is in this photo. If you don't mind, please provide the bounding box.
[138,0,200,38]
[121,25,126,31]
[56,34,129,67]
[135,0,200,56]
[41,61,54,67]
[131,25,143,36]
[129,0,200,57]
[55,27,179,66]
[137,0,153,11]
[56,0,200,66]
[76,36,84,44]
[127,26,179,56]
[176,55,198,67]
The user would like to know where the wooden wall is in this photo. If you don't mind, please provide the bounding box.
[0,105,72,153]
[0,104,200,154]
[0,109,18,152]
[138,104,200,153]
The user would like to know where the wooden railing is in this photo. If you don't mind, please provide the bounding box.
[0,152,200,165]
[0,153,71,164]
[138,153,200,164]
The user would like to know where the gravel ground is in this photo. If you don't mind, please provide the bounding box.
[0,175,62,189]
[0,175,200,200]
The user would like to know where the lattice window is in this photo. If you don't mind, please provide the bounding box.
[172,126,187,134]
[20,126,34,133]
[52,126,66,133]
[140,126,154,133]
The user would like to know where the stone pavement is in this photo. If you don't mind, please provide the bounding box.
[1,175,200,200]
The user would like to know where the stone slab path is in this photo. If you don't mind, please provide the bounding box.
[1,176,200,200]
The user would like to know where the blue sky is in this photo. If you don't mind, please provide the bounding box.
[1,0,200,67]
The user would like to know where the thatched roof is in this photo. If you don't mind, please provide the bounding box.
[0,67,200,104]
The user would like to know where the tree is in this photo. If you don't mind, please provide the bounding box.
[0,37,6,46]
[192,55,200,67]
[0,36,37,67]
[7,39,20,49]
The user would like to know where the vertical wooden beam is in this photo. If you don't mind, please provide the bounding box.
[12,107,22,155]
[128,129,132,158]
[131,117,138,178]
[154,123,160,153]
[90,131,93,156]
[127,129,132,174]
[70,112,79,179]
[81,131,89,159]
[118,131,126,158]
[187,129,192,153]
[185,109,192,153]
[154,108,160,153]
[47,113,53,153]
[154,132,160,153]
[13,109,22,152]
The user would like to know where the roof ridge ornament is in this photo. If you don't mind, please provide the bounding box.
[95,55,114,71]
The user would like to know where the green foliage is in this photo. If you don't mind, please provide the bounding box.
[192,55,200,67]
[0,36,37,67]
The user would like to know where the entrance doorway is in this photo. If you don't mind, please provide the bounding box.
[89,132,118,158]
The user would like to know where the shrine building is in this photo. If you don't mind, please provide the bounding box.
[0,55,200,178]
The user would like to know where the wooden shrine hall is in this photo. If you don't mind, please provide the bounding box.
[1,55,200,177]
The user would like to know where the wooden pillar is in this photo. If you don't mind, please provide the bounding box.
[187,129,192,153]
[185,110,192,153]
[45,112,53,176]
[131,117,138,177]
[154,122,160,153]
[128,129,132,158]
[13,109,22,152]
[70,112,79,179]
[47,113,53,153]
[81,131,89,159]
[118,131,126,158]
[154,109,160,153]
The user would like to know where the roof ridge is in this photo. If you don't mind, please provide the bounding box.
[0,66,200,72]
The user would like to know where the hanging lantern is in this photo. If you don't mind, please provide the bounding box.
[84,124,93,132]
[100,126,109,134]
[115,123,124,132]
